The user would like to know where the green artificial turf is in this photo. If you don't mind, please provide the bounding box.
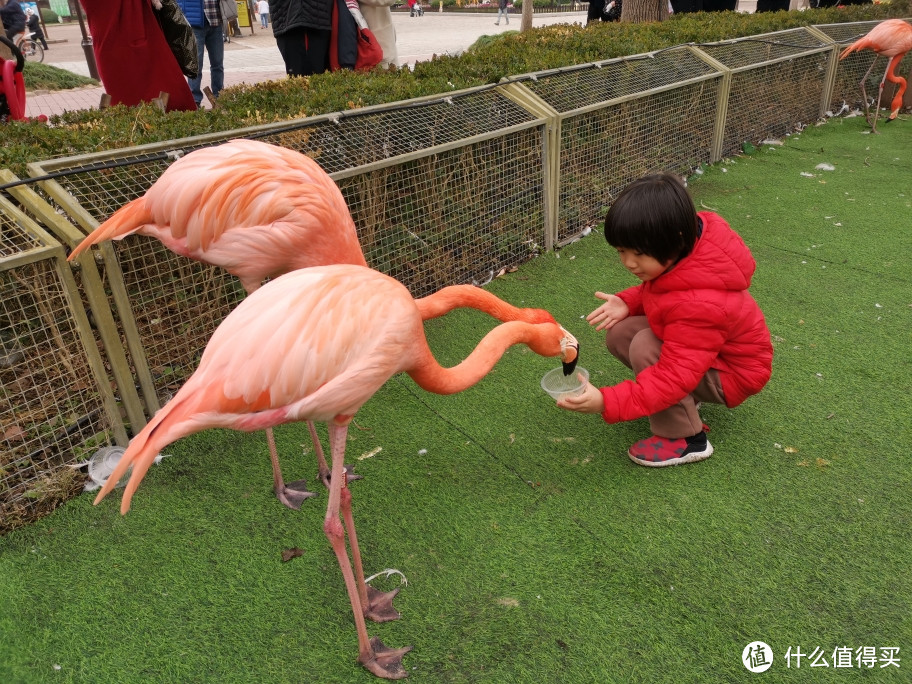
[1,114,910,683]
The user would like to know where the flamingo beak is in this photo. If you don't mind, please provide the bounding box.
[559,327,579,376]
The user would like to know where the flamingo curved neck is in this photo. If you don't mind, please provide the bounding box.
[886,56,908,115]
[415,285,554,324]
[406,321,560,395]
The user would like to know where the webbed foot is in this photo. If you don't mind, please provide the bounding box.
[360,636,412,679]
[320,464,362,489]
[275,479,317,510]
[365,585,401,623]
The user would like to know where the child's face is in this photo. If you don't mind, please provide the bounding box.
[614,247,673,282]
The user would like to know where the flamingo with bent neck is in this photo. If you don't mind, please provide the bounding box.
[93,264,579,680]
[839,19,912,133]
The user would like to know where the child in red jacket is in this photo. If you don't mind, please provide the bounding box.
[558,172,772,466]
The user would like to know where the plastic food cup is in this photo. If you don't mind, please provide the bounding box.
[541,366,589,400]
[87,446,131,489]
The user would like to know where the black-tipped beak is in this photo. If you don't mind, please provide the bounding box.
[562,342,579,376]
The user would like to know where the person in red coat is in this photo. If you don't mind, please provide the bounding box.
[559,172,773,467]
[80,0,196,112]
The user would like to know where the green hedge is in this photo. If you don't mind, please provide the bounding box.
[3,3,907,178]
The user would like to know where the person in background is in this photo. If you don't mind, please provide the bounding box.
[79,0,196,112]
[257,0,270,27]
[25,8,47,50]
[558,172,772,467]
[586,0,604,24]
[494,0,508,25]
[669,0,702,12]
[270,0,333,76]
[358,0,396,67]
[0,0,26,41]
[754,0,789,10]
[176,0,224,107]
[586,0,621,24]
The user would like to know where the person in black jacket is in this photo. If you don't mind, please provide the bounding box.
[271,0,334,76]
[587,0,621,24]
[0,0,26,41]
[25,8,46,49]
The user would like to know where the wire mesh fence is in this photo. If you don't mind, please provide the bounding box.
[697,28,833,158]
[512,46,721,243]
[556,82,720,244]
[1,19,906,533]
[340,128,546,294]
[0,183,123,534]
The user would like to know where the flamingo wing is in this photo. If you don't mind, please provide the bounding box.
[143,140,366,268]
[68,140,366,282]
[839,19,912,59]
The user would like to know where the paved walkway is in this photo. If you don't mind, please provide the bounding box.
[25,11,587,119]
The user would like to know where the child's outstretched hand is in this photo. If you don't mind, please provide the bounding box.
[586,292,629,331]
[557,379,604,414]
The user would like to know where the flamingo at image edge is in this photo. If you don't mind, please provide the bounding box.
[839,19,912,133]
[93,264,579,680]
[68,138,368,509]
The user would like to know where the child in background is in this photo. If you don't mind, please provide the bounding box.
[558,172,773,466]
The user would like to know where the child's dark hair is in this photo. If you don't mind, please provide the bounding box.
[603,173,699,264]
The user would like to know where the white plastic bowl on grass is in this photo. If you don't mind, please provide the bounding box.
[87,446,131,489]
[541,366,589,400]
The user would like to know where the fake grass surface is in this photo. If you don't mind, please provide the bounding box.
[1,114,910,683]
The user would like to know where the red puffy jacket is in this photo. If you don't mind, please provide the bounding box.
[600,211,772,424]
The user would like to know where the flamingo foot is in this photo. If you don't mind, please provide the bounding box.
[320,464,362,489]
[365,585,402,623]
[360,636,412,680]
[275,479,317,510]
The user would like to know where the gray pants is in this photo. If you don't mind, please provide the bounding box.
[606,316,726,439]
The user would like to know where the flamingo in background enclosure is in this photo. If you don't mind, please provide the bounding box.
[68,138,368,509]
[839,19,912,133]
[93,264,579,680]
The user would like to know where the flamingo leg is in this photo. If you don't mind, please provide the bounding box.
[857,59,878,128]
[266,426,316,510]
[340,473,402,623]
[871,59,893,133]
[324,423,411,680]
[311,421,362,489]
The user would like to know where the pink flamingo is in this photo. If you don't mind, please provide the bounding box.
[93,264,579,680]
[68,139,367,509]
[839,19,912,133]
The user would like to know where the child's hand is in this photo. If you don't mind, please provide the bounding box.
[556,380,604,414]
[586,292,629,331]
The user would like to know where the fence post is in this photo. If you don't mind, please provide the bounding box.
[805,25,841,119]
[499,81,561,252]
[686,45,731,164]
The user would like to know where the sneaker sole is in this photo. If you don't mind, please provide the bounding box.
[628,441,713,467]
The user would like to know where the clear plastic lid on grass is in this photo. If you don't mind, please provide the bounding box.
[541,366,589,400]
[87,446,131,489]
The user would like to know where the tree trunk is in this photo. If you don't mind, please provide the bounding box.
[621,0,669,22]
[521,0,534,32]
